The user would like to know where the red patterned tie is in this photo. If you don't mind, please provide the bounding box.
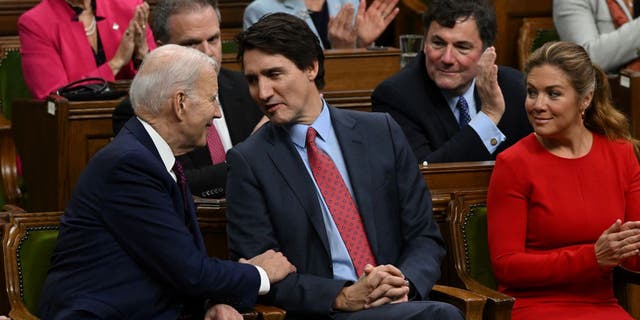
[207,125,226,164]
[305,127,376,275]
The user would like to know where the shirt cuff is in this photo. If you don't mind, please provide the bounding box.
[469,111,506,154]
[255,265,271,295]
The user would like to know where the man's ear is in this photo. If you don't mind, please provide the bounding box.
[172,91,187,120]
[306,60,319,81]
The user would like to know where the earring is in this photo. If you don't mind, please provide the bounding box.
[580,109,585,119]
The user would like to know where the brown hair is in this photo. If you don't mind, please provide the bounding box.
[525,41,640,160]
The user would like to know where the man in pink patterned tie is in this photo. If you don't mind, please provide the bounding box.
[113,0,264,199]
[225,13,462,320]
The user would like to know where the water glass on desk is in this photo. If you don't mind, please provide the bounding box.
[399,34,424,68]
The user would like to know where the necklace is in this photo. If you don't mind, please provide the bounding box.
[85,16,96,36]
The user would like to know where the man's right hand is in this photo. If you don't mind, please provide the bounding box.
[476,46,505,125]
[333,264,409,311]
[240,249,296,283]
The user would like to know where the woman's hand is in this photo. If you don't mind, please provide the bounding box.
[354,0,399,48]
[132,2,150,61]
[107,2,150,76]
[595,219,640,268]
[328,3,358,49]
[108,20,136,76]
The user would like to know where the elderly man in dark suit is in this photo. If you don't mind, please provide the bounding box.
[113,0,263,198]
[226,13,463,320]
[38,45,295,320]
[372,0,531,163]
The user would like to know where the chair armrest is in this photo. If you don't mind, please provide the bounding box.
[613,265,640,317]
[431,284,486,320]
[615,266,640,284]
[240,310,258,320]
[253,304,286,320]
[460,277,514,320]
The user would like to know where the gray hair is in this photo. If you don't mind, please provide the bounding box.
[152,0,221,44]
[130,44,218,115]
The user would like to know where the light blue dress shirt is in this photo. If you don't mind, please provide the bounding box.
[287,100,359,282]
[444,79,506,154]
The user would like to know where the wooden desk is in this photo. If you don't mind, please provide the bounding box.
[12,96,119,212]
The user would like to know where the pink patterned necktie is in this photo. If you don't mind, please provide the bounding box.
[305,127,376,275]
[207,125,226,164]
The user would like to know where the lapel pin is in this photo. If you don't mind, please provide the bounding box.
[112,23,119,30]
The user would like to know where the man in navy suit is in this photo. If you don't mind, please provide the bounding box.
[113,0,264,199]
[372,0,531,163]
[38,45,295,320]
[226,13,463,320]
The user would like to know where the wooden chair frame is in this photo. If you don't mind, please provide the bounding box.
[517,17,557,71]
[3,211,62,320]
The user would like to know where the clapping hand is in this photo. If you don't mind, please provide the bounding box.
[132,2,150,61]
[476,46,505,125]
[108,2,151,75]
[355,0,399,48]
[328,3,358,49]
[595,219,640,268]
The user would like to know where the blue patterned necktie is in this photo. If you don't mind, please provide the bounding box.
[456,96,471,128]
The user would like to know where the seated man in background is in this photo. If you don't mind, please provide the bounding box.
[226,12,462,320]
[38,45,296,319]
[113,0,264,198]
[554,0,640,74]
[372,0,531,163]
[243,0,399,49]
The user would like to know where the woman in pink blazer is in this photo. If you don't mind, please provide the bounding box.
[18,0,156,99]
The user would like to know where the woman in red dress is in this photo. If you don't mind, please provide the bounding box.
[488,41,640,320]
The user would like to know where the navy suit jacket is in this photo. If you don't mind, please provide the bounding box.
[371,51,532,163]
[112,68,263,198]
[226,106,445,319]
[38,118,260,319]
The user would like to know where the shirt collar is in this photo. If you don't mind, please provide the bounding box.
[444,78,476,111]
[137,117,176,177]
[289,99,332,148]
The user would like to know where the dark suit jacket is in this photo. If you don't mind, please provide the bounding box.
[226,106,445,319]
[38,118,260,319]
[371,51,532,163]
[112,68,263,198]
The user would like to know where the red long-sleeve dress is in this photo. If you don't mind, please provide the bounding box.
[488,133,640,320]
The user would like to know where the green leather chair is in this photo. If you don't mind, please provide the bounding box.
[449,192,514,320]
[0,37,32,120]
[3,211,62,320]
[450,192,640,320]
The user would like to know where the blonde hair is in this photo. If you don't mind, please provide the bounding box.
[525,41,640,160]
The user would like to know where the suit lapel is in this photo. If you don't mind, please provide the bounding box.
[418,53,460,137]
[329,108,380,257]
[125,118,206,252]
[265,126,332,257]
[51,0,96,68]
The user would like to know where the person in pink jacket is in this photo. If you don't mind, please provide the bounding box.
[18,0,156,99]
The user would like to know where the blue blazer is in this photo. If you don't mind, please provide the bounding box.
[243,0,359,49]
[38,118,260,319]
[372,51,532,162]
[226,107,445,319]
